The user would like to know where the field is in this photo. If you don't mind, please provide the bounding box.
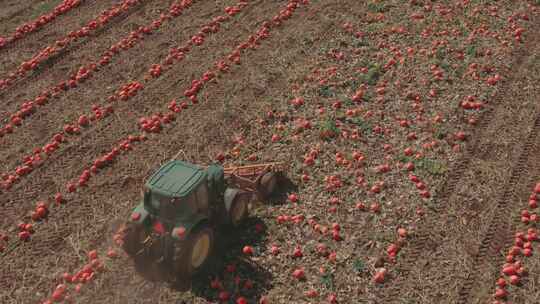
[1,0,540,303]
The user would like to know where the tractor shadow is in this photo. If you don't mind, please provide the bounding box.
[131,217,273,302]
[187,216,272,302]
[264,173,298,206]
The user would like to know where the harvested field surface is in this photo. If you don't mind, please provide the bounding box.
[1,1,540,304]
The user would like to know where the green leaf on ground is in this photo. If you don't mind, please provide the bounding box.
[320,273,335,289]
[353,259,365,272]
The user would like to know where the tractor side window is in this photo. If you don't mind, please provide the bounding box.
[197,183,209,212]
[184,193,197,214]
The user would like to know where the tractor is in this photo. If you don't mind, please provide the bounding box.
[120,160,285,282]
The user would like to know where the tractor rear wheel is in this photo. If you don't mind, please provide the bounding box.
[259,172,277,199]
[230,193,249,226]
[121,222,147,258]
[174,225,214,280]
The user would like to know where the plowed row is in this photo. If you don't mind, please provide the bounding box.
[1,1,539,304]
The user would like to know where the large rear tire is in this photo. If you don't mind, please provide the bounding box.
[229,193,249,227]
[174,225,214,280]
[259,172,277,199]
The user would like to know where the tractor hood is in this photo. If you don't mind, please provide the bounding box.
[145,160,205,197]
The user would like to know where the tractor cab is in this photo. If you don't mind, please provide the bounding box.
[143,160,210,222]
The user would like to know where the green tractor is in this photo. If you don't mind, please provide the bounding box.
[120,160,284,281]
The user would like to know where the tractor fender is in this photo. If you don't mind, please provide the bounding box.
[224,188,240,212]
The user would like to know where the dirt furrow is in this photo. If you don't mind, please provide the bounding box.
[380,19,540,304]
[0,0,153,99]
[461,111,540,303]
[0,1,58,32]
[2,1,213,171]
[0,0,118,73]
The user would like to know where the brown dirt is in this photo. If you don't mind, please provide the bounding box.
[0,0,61,31]
[382,17,540,304]
[0,0,195,168]
[0,0,120,75]
[1,1,540,304]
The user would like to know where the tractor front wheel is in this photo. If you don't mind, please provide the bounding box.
[174,225,214,281]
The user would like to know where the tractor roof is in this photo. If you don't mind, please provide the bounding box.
[145,160,206,197]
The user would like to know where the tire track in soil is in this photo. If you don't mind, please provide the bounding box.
[0,0,275,205]
[458,109,540,303]
[0,0,152,97]
[501,152,540,303]
[0,2,284,302]
[0,0,117,71]
[377,19,540,304]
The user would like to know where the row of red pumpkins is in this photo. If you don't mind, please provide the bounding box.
[0,0,157,137]
[139,0,300,134]
[0,0,143,92]
[12,132,147,242]
[131,2,258,133]
[0,0,197,138]
[0,0,229,183]
[0,104,113,191]
[0,0,226,140]
[494,182,540,302]
[0,0,82,51]
[42,248,120,304]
